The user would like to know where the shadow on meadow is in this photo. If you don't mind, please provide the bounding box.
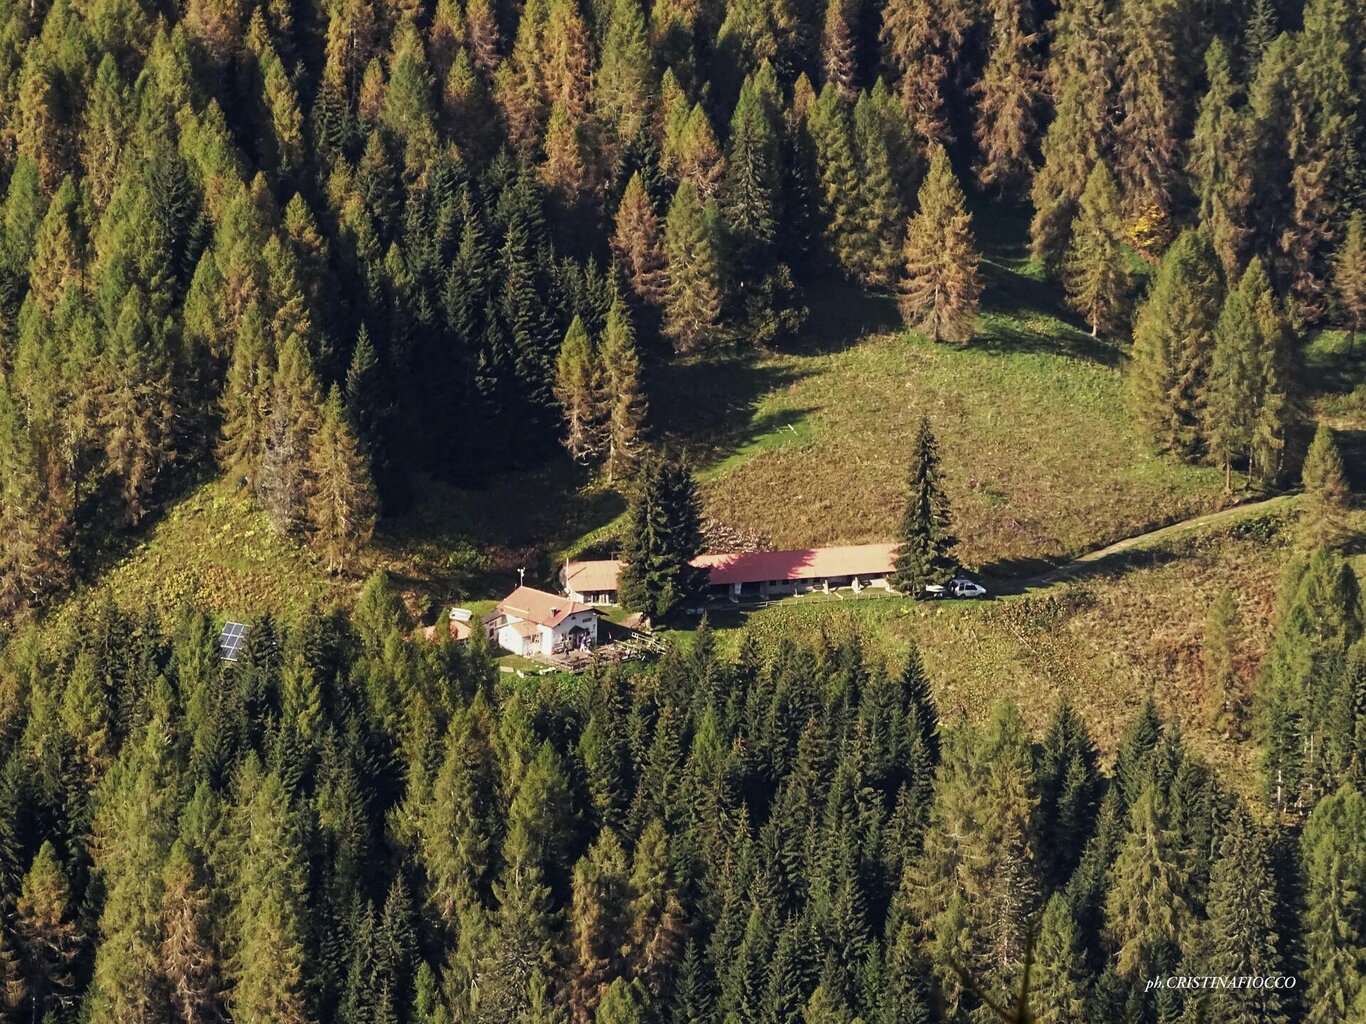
[972,209,1127,367]
[649,351,812,454]
[1334,427,1366,490]
[1305,331,1366,398]
[988,542,1187,596]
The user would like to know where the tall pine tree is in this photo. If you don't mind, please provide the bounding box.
[899,147,981,344]
[618,451,707,620]
[890,416,956,592]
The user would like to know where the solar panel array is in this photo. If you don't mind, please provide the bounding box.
[219,622,248,662]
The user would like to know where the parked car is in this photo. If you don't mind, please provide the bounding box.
[919,578,989,600]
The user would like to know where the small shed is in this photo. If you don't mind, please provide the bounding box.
[421,608,475,642]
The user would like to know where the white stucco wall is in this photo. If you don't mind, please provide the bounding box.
[497,621,537,655]
[547,610,598,650]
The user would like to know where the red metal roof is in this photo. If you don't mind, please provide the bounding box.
[564,543,897,591]
[498,586,601,628]
[695,544,897,585]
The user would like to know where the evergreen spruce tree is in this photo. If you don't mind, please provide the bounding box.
[568,831,632,1023]
[1207,274,1260,491]
[554,316,607,463]
[676,105,726,200]
[0,158,47,302]
[890,416,956,592]
[1279,0,1364,323]
[229,768,314,1024]
[595,978,649,1024]
[611,173,669,310]
[820,0,858,101]
[1189,40,1253,278]
[1299,785,1366,1024]
[161,842,222,1024]
[1029,0,1113,273]
[1112,0,1191,233]
[345,327,402,510]
[258,332,323,536]
[481,748,567,1023]
[81,55,128,211]
[0,383,70,615]
[1206,260,1300,489]
[852,91,905,288]
[15,842,82,1023]
[805,84,867,280]
[596,0,654,159]
[1128,229,1223,460]
[1201,808,1288,1024]
[724,73,781,279]
[1063,162,1133,337]
[1032,894,1089,1024]
[1204,589,1246,739]
[308,386,378,573]
[218,303,275,489]
[421,704,499,926]
[913,705,1042,1012]
[1104,783,1193,980]
[0,917,25,1020]
[1244,0,1279,71]
[627,821,685,1001]
[663,181,724,352]
[601,298,648,484]
[1257,550,1363,810]
[973,0,1042,195]
[1301,424,1352,549]
[900,146,981,344]
[617,451,707,620]
[87,704,181,1024]
[1037,704,1100,887]
[1243,259,1299,486]
[99,288,176,525]
[541,100,598,207]
[1332,210,1366,353]
[878,0,973,144]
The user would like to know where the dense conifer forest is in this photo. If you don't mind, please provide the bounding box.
[0,566,1359,1024]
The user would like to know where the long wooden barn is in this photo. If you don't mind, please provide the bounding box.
[562,543,898,605]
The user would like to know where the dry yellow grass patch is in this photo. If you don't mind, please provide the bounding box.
[697,329,1228,569]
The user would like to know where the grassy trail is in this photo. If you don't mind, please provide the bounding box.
[1001,493,1299,592]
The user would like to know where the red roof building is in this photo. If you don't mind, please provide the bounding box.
[562,543,898,604]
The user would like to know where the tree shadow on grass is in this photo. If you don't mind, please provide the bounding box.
[1305,332,1366,398]
[72,460,220,584]
[987,543,1186,596]
[788,280,903,355]
[379,462,629,596]
[648,353,812,453]
[976,553,1067,588]
[1333,427,1366,490]
[968,199,1127,368]
[973,257,1125,367]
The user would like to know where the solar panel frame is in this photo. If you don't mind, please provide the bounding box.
[219,621,249,662]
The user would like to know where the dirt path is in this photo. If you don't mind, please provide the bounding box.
[1012,493,1297,590]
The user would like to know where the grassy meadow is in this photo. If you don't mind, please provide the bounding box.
[678,500,1366,796]
[19,216,1362,782]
